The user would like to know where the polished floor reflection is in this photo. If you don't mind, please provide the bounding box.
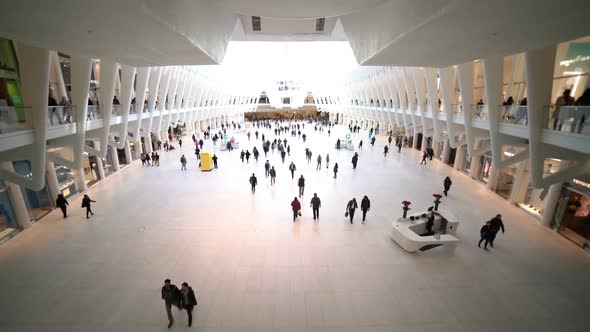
[0,124,589,332]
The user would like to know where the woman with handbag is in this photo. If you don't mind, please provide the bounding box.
[346,198,358,224]
[291,197,301,222]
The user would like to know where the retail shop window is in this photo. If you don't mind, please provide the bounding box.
[0,181,18,235]
[477,153,493,184]
[553,182,590,250]
[55,163,77,199]
[12,161,53,221]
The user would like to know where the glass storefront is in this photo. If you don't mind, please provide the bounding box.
[103,149,115,177]
[0,181,18,235]
[494,167,516,199]
[477,153,493,184]
[460,146,471,175]
[55,163,77,199]
[436,141,445,160]
[518,160,561,218]
[12,161,53,221]
[553,180,590,250]
[83,154,100,187]
[117,147,128,166]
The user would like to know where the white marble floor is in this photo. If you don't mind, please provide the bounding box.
[0,124,589,332]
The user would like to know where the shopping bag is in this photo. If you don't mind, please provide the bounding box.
[345,211,349,217]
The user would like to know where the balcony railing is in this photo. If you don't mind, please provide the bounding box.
[0,106,28,133]
[546,105,589,135]
[47,106,75,126]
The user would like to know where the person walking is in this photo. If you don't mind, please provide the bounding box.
[488,214,505,248]
[212,154,218,168]
[316,155,322,170]
[443,176,452,196]
[358,140,363,149]
[253,147,259,162]
[81,194,95,219]
[264,160,270,177]
[161,279,181,328]
[179,282,198,327]
[291,197,301,222]
[281,150,286,163]
[195,146,201,160]
[56,193,69,218]
[346,198,358,224]
[310,193,321,220]
[289,162,296,179]
[388,135,392,145]
[478,221,492,250]
[240,150,245,163]
[245,150,251,163]
[179,138,183,148]
[397,141,402,153]
[326,154,330,169]
[420,151,428,165]
[351,152,359,169]
[371,136,376,146]
[384,145,389,157]
[333,163,339,178]
[199,139,204,150]
[180,154,187,170]
[298,175,305,197]
[270,166,277,185]
[360,195,370,223]
[249,173,257,193]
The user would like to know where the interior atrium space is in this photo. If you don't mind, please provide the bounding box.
[0,1,590,331]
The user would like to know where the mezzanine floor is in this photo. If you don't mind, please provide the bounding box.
[0,124,589,332]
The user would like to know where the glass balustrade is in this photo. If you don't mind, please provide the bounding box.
[0,106,28,133]
[547,105,590,135]
[47,106,75,126]
[500,105,528,125]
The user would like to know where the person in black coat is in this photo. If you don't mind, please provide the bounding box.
[346,198,358,224]
[351,153,359,169]
[249,173,257,193]
[81,194,95,219]
[478,221,492,250]
[310,193,321,220]
[179,282,198,327]
[333,163,339,178]
[298,175,305,197]
[161,279,181,328]
[488,214,505,247]
[56,194,69,218]
[360,196,370,223]
[443,176,452,196]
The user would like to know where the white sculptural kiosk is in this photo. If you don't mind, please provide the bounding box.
[391,208,460,252]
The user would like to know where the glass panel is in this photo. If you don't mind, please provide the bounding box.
[0,187,18,232]
[54,163,77,199]
[12,161,53,221]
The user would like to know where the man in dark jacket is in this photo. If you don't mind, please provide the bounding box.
[351,153,359,169]
[56,194,69,218]
[310,193,321,220]
[289,162,296,179]
[162,279,181,328]
[81,194,95,219]
[360,196,371,223]
[179,282,198,327]
[488,214,505,247]
[443,176,452,196]
[346,198,358,224]
[264,160,270,177]
[249,173,257,193]
[298,175,305,197]
[270,166,277,185]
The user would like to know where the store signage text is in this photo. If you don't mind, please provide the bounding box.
[572,179,590,189]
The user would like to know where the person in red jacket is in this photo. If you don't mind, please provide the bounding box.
[291,197,301,222]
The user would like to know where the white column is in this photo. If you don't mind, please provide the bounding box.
[45,161,60,201]
[441,139,451,163]
[95,157,106,179]
[508,160,529,204]
[454,145,466,171]
[110,146,120,171]
[486,166,500,191]
[74,167,88,193]
[124,140,133,164]
[0,162,32,229]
